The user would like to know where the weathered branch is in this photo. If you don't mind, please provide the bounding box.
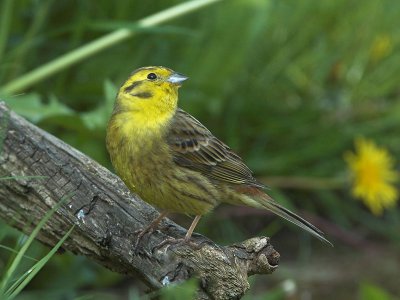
[0,102,279,299]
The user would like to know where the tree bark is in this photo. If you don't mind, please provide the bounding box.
[0,102,279,299]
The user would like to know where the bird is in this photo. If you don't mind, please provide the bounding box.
[106,66,331,246]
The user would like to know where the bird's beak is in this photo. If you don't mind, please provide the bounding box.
[167,72,188,85]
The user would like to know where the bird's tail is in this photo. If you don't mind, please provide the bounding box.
[237,187,332,246]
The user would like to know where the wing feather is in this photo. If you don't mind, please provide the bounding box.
[167,108,264,188]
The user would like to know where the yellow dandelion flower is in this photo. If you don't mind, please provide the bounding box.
[344,138,399,215]
[370,34,393,63]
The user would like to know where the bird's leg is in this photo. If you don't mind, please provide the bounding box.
[152,215,205,253]
[184,215,202,241]
[134,211,169,250]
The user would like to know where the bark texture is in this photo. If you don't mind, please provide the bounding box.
[0,102,279,299]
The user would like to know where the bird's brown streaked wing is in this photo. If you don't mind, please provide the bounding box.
[167,108,264,188]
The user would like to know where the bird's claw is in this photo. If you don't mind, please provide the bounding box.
[133,227,156,254]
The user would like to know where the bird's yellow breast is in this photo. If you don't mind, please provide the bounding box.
[106,109,218,215]
[106,109,171,186]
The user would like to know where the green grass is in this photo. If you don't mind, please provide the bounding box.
[0,195,74,300]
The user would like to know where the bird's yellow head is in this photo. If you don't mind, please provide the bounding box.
[113,66,188,125]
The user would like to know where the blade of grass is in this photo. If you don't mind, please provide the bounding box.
[0,0,223,95]
[7,0,54,81]
[0,0,13,65]
[3,272,31,299]
[0,245,38,262]
[6,225,75,299]
[0,193,73,293]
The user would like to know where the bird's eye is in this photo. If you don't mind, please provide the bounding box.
[147,73,157,80]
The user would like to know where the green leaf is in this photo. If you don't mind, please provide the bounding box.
[1,93,73,123]
[160,278,198,300]
[80,79,116,130]
[360,282,394,300]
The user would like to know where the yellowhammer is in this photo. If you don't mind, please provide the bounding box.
[106,66,331,245]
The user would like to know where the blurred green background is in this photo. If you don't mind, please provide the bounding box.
[1,0,399,299]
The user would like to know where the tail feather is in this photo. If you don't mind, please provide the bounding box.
[237,188,333,246]
[264,198,333,246]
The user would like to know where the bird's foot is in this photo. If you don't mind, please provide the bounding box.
[133,227,157,254]
[132,211,169,254]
